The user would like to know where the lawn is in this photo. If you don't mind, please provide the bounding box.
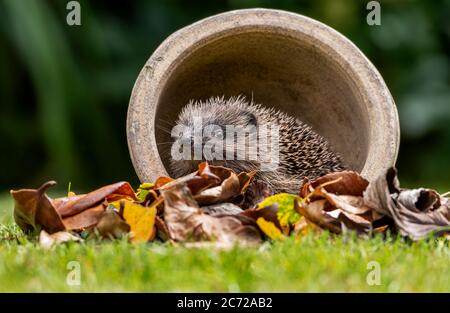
[0,192,449,292]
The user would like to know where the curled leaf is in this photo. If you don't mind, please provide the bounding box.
[11,181,65,234]
[295,199,342,234]
[56,182,137,217]
[160,162,221,195]
[364,168,450,240]
[194,172,241,205]
[300,171,369,197]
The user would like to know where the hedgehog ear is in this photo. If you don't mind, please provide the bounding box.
[242,111,257,127]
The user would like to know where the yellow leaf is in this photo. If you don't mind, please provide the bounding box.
[257,193,302,227]
[121,200,157,243]
[256,217,285,240]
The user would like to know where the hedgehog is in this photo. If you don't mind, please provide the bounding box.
[168,96,346,194]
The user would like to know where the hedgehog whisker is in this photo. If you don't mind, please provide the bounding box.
[158,118,175,128]
[156,142,175,146]
[156,125,173,135]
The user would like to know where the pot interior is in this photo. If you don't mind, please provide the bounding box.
[155,29,370,176]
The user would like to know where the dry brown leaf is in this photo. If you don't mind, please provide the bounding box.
[11,181,140,235]
[241,204,281,229]
[295,173,387,235]
[295,199,342,234]
[293,217,321,237]
[39,230,82,249]
[154,215,170,241]
[237,171,256,194]
[62,204,105,230]
[364,167,450,240]
[300,171,369,198]
[160,162,221,194]
[95,206,130,238]
[309,188,374,220]
[337,211,372,234]
[162,183,261,245]
[194,171,241,205]
[11,181,66,234]
[56,181,136,217]
[154,177,174,189]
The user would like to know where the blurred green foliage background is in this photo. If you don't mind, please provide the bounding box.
[0,0,449,192]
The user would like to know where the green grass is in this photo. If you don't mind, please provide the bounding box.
[1,192,449,292]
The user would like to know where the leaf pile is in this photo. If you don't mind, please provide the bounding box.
[294,169,450,240]
[9,163,450,248]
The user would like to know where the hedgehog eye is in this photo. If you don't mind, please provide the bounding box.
[242,111,257,127]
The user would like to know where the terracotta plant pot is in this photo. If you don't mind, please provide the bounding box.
[127,8,400,183]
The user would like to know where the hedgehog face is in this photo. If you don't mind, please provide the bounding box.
[169,96,260,177]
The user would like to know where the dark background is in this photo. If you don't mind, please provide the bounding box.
[1,0,449,192]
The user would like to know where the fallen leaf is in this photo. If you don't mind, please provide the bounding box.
[337,210,372,234]
[39,230,82,249]
[257,193,302,227]
[11,181,66,234]
[154,215,170,241]
[300,171,369,197]
[295,199,342,234]
[162,183,261,245]
[364,167,450,240]
[237,171,256,194]
[56,182,137,217]
[194,171,241,205]
[120,200,159,243]
[293,218,320,237]
[62,204,105,230]
[159,162,221,195]
[241,204,281,228]
[295,174,386,235]
[154,177,174,189]
[95,206,130,238]
[136,182,155,203]
[321,194,371,215]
